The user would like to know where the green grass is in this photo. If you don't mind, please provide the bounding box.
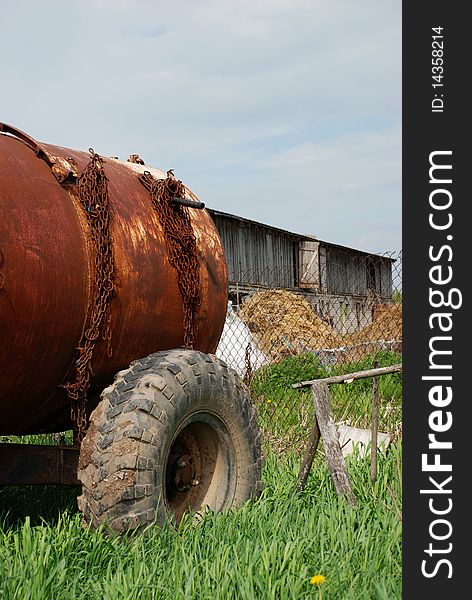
[251,352,402,452]
[0,431,74,446]
[0,443,402,599]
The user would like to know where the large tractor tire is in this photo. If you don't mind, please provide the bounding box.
[77,350,263,533]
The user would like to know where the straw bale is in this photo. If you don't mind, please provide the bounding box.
[239,289,344,361]
[348,303,402,344]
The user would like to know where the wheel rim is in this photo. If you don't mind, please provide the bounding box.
[164,412,236,523]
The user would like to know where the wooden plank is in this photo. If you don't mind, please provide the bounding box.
[296,418,321,492]
[292,363,402,389]
[311,382,357,507]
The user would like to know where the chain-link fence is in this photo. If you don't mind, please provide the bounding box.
[216,251,402,454]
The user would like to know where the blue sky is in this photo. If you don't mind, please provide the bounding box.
[1,0,401,253]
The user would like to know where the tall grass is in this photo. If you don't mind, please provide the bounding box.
[0,443,402,599]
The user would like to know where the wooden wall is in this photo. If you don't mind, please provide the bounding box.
[208,210,393,299]
[210,212,297,288]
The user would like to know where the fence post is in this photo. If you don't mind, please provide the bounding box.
[370,362,380,483]
[311,381,357,507]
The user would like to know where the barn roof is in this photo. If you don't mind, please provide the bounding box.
[207,208,395,261]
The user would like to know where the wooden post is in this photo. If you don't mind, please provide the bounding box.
[311,381,357,507]
[297,417,321,492]
[370,362,379,483]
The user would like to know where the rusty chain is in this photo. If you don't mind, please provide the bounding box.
[64,149,116,443]
[244,343,253,385]
[140,170,201,349]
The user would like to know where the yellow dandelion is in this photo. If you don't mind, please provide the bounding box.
[310,575,326,599]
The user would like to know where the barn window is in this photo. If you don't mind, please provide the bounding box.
[366,258,377,291]
[356,302,362,327]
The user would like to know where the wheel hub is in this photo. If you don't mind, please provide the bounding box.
[174,453,196,491]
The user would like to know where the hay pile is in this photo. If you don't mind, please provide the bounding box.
[239,289,344,361]
[348,303,402,344]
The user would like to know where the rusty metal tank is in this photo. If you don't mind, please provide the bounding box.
[0,124,227,436]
